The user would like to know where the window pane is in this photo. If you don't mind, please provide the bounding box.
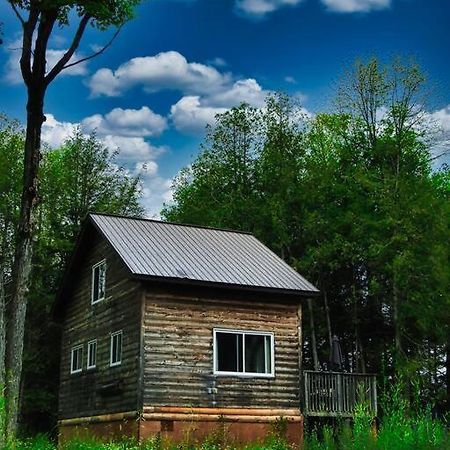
[245,334,268,373]
[111,332,122,365]
[98,264,106,299]
[72,347,82,372]
[88,342,96,367]
[92,267,99,302]
[216,332,243,372]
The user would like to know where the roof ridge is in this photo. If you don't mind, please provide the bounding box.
[89,212,254,236]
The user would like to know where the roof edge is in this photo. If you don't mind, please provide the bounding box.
[89,212,254,236]
[132,273,320,296]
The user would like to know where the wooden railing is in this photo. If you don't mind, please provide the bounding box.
[303,371,377,417]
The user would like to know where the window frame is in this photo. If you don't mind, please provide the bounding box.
[70,344,83,375]
[213,328,275,378]
[91,259,107,305]
[110,330,123,367]
[87,339,97,370]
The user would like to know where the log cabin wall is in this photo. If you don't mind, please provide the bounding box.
[58,233,142,420]
[142,287,302,410]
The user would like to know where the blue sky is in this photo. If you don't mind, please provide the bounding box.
[1,0,449,215]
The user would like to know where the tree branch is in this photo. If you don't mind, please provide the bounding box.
[60,25,122,71]
[19,7,39,86]
[8,1,25,26]
[44,13,91,86]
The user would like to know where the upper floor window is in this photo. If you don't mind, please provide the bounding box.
[71,345,83,374]
[213,329,274,377]
[91,260,106,304]
[87,340,97,370]
[110,331,122,367]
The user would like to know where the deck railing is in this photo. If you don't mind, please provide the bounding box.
[303,370,377,417]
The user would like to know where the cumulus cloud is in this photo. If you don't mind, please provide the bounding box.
[40,112,172,216]
[170,79,268,133]
[81,106,167,138]
[235,0,303,17]
[170,96,228,133]
[428,105,450,163]
[3,40,87,85]
[321,0,391,13]
[87,51,231,98]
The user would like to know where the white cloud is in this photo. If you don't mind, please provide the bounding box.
[81,106,167,138]
[87,51,231,98]
[40,112,172,216]
[205,78,267,108]
[3,40,87,85]
[170,79,268,133]
[207,57,228,68]
[284,75,297,84]
[429,105,450,163]
[170,96,228,133]
[41,114,78,147]
[235,0,303,17]
[321,0,391,13]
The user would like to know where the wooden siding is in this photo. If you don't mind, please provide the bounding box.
[142,290,302,409]
[58,234,142,419]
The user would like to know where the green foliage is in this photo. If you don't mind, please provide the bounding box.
[9,0,141,29]
[163,59,450,406]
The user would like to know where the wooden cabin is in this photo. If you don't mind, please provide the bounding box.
[54,213,319,445]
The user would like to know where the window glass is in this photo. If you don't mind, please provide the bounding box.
[71,345,83,373]
[214,330,273,376]
[87,340,97,369]
[216,332,243,372]
[92,261,106,304]
[110,331,122,366]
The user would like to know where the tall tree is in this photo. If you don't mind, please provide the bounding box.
[3,0,141,439]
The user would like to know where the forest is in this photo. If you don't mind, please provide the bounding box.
[1,57,449,446]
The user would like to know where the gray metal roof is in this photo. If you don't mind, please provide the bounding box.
[90,213,318,294]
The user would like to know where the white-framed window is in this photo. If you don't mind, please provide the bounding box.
[213,328,274,377]
[110,331,122,367]
[91,260,106,304]
[71,344,83,374]
[87,340,97,370]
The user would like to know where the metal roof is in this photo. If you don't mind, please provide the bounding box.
[90,213,319,295]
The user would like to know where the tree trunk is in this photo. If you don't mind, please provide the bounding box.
[307,298,319,371]
[0,244,6,446]
[393,280,402,363]
[5,86,45,439]
[323,290,333,356]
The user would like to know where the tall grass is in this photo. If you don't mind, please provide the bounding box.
[1,383,449,450]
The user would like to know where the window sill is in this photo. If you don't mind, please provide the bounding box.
[213,371,275,379]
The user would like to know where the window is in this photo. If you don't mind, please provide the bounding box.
[110,331,122,367]
[91,260,106,304]
[213,329,274,377]
[87,340,97,369]
[71,345,83,374]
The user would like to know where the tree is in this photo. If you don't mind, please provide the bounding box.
[3,0,141,439]
[0,122,144,435]
[164,60,450,408]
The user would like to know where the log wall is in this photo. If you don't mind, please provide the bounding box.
[142,290,302,410]
[58,234,142,419]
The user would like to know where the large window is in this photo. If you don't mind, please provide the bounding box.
[91,260,106,304]
[110,331,122,367]
[213,329,274,377]
[71,345,83,374]
[87,340,97,370]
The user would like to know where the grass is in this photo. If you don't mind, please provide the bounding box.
[2,382,449,450]
[6,411,448,450]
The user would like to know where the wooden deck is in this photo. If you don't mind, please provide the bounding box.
[303,371,377,417]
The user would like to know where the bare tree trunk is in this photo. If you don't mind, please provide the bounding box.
[5,85,45,439]
[307,298,319,371]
